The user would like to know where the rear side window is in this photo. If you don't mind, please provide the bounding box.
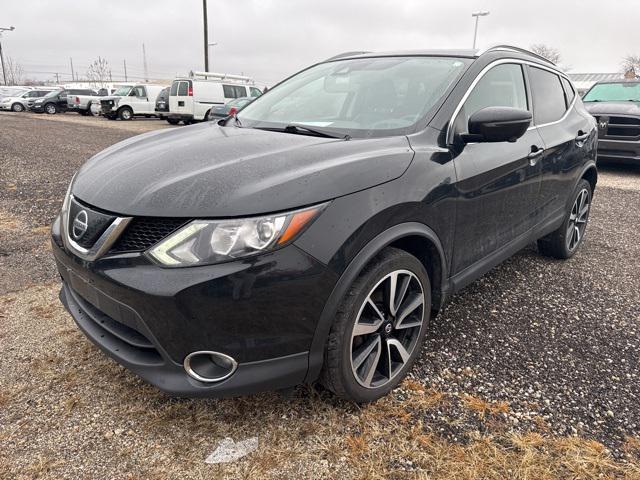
[529,67,567,125]
[177,82,188,96]
[223,85,247,98]
[170,81,179,96]
[561,77,575,106]
[455,63,528,132]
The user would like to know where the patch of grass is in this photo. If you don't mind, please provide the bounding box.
[463,394,510,419]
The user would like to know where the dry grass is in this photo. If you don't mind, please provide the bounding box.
[462,394,510,419]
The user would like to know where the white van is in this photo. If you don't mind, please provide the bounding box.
[100,84,167,120]
[167,72,262,124]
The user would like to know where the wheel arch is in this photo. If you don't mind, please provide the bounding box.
[305,222,449,383]
[581,164,598,193]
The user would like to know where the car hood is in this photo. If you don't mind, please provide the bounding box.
[583,101,640,116]
[72,123,415,217]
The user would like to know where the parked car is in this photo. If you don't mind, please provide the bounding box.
[167,74,262,124]
[0,87,28,100]
[100,84,167,120]
[30,88,96,114]
[0,88,56,112]
[582,80,640,164]
[66,90,103,116]
[52,46,597,403]
[154,87,170,119]
[208,97,254,119]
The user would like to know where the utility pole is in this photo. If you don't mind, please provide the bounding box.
[70,57,75,81]
[471,11,490,49]
[203,0,209,71]
[55,72,59,84]
[142,43,148,82]
[123,59,128,82]
[0,26,16,86]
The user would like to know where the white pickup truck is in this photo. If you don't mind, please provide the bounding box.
[99,84,166,120]
[66,90,103,115]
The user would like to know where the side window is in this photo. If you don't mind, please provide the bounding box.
[235,86,247,97]
[170,81,179,96]
[561,77,575,106]
[177,81,188,96]
[528,67,567,125]
[455,63,528,133]
[249,87,262,97]
[133,86,146,97]
[223,85,237,98]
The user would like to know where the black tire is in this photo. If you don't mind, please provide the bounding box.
[118,107,133,121]
[44,103,58,114]
[320,247,431,403]
[166,118,180,125]
[538,179,592,259]
[11,103,24,112]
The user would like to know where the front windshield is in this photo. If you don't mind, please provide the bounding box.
[113,86,133,96]
[583,82,640,102]
[238,56,471,137]
[43,90,60,98]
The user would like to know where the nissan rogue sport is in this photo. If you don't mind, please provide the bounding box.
[52,46,597,402]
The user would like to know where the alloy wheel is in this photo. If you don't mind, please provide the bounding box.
[350,269,425,389]
[45,104,56,114]
[566,188,590,251]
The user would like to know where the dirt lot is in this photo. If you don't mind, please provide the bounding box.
[1,111,640,479]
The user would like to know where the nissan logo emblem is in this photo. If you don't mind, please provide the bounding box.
[72,210,89,240]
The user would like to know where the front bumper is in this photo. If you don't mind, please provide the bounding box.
[51,218,336,397]
[0,103,13,110]
[29,104,45,112]
[597,138,640,164]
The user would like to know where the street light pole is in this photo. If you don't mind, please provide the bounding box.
[203,0,209,71]
[0,26,16,86]
[471,11,489,49]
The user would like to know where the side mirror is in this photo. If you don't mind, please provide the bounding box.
[462,106,532,143]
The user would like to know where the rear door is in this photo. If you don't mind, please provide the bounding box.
[528,66,596,222]
[451,62,545,275]
[169,80,193,115]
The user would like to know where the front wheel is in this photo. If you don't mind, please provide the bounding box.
[44,103,58,114]
[166,118,180,125]
[538,179,592,259]
[118,107,133,120]
[320,247,431,403]
[11,103,24,112]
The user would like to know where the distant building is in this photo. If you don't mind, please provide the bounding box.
[567,73,624,95]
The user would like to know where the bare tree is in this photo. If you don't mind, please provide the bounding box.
[530,44,561,65]
[621,55,640,78]
[86,56,111,86]
[4,56,24,85]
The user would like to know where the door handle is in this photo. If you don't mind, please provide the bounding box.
[575,131,589,144]
[527,147,544,166]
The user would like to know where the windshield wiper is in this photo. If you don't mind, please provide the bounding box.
[254,124,340,139]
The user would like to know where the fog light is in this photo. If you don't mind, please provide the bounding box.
[183,351,237,383]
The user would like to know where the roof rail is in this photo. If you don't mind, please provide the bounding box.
[324,51,371,62]
[477,45,555,65]
[190,71,254,83]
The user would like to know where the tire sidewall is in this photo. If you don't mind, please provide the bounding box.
[45,103,57,114]
[559,179,592,258]
[336,251,431,402]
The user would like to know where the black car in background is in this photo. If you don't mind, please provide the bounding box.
[155,87,170,118]
[208,96,254,119]
[30,88,96,114]
[582,80,640,164]
[52,46,597,402]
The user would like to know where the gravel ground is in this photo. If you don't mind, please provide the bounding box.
[1,112,639,478]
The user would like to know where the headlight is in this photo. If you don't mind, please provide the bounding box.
[1,99,10,104]
[34,99,43,104]
[148,204,326,267]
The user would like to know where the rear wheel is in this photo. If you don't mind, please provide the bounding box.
[11,103,24,112]
[538,179,592,259]
[44,103,58,114]
[166,118,180,125]
[118,107,133,121]
[320,247,431,403]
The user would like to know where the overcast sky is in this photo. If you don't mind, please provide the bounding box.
[1,0,638,86]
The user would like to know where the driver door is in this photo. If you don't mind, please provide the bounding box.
[451,63,545,275]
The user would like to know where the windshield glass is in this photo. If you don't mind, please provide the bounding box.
[583,82,640,102]
[237,56,471,138]
[43,90,60,98]
[113,86,133,96]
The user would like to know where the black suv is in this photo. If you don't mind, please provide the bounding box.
[582,80,640,164]
[30,89,95,114]
[51,46,597,402]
